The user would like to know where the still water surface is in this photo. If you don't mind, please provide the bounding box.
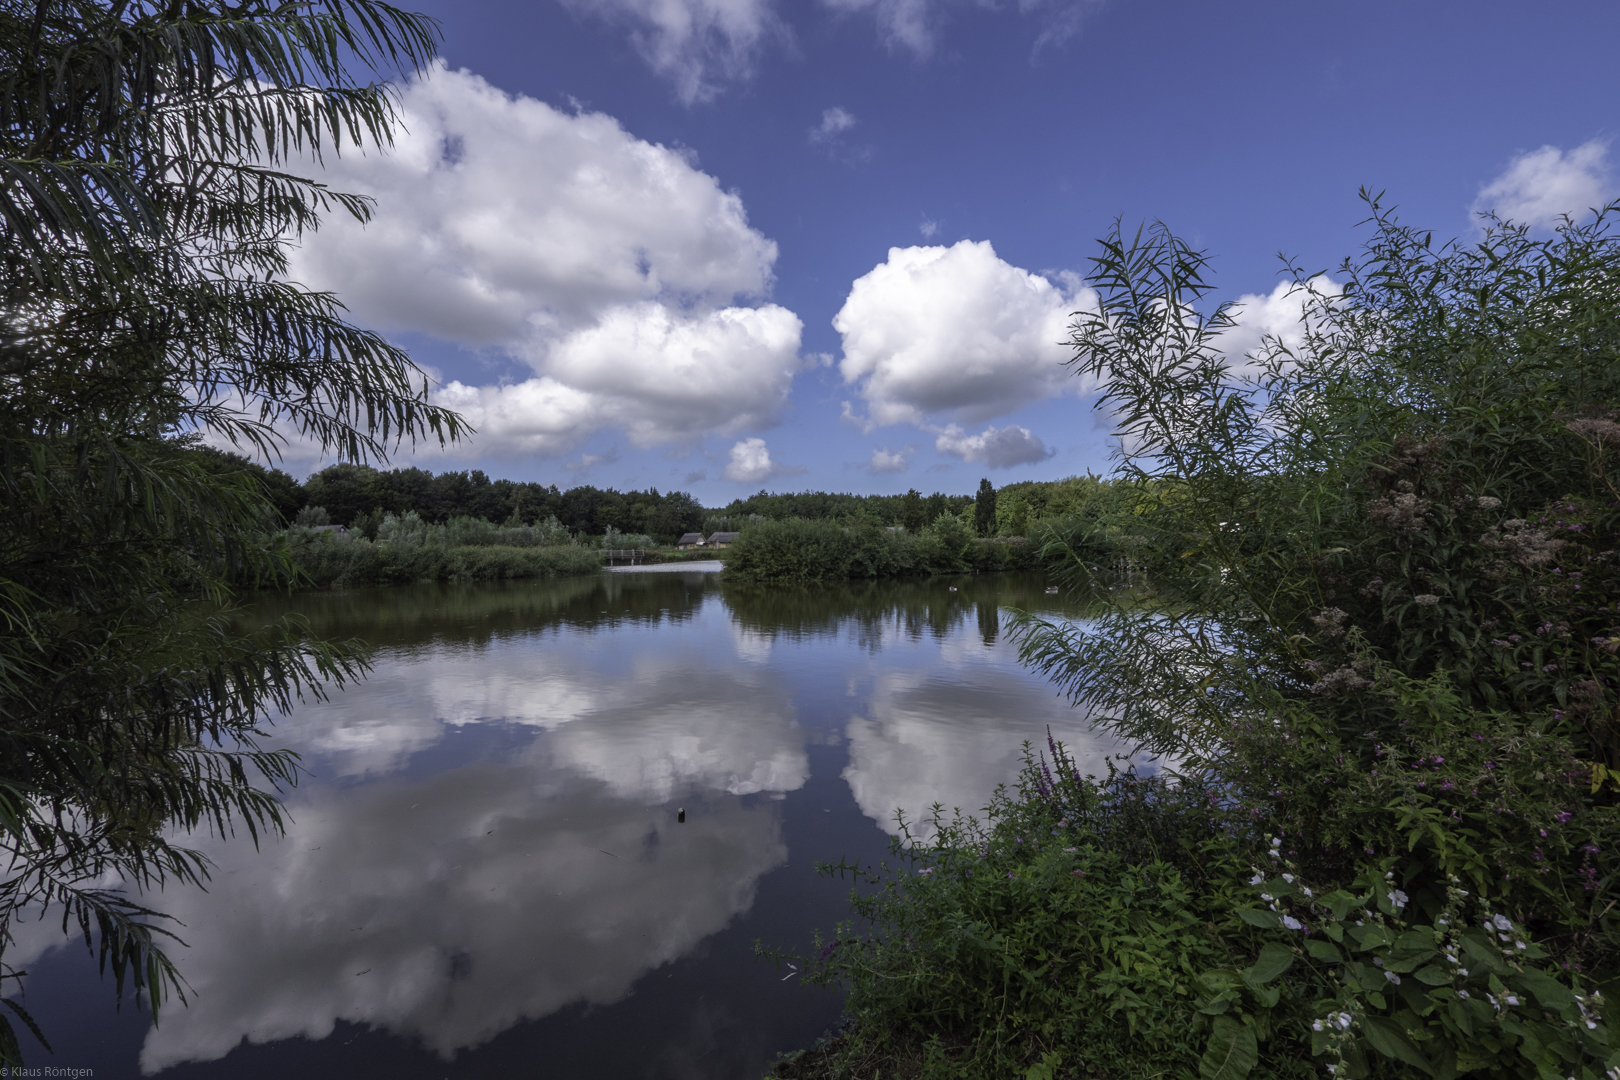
[14,569,1132,1079]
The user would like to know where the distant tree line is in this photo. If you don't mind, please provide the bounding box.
[195,453,706,541]
[196,446,1131,551]
[713,488,975,528]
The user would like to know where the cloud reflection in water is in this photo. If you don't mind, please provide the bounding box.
[138,630,807,1072]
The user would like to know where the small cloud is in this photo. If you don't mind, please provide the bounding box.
[1474,139,1616,229]
[933,424,1055,469]
[868,446,912,474]
[684,469,707,483]
[565,447,621,472]
[839,400,876,434]
[919,216,938,239]
[809,106,857,144]
[722,437,805,483]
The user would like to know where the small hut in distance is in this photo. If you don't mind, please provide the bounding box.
[676,532,706,549]
[706,532,740,548]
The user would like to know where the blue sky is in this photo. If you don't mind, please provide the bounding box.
[275,0,1620,503]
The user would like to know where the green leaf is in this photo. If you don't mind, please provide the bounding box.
[1325,890,1363,922]
[1361,1015,1436,1075]
[1244,942,1296,985]
[1237,909,1280,929]
[1511,969,1574,1007]
[1306,940,1344,963]
[1200,1016,1259,1080]
[1412,964,1451,986]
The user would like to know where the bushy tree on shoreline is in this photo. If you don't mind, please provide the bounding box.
[770,200,1620,1079]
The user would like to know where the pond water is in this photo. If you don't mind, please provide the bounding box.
[11,569,1136,1079]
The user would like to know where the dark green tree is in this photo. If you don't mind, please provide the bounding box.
[900,488,925,533]
[0,0,461,1061]
[973,477,997,536]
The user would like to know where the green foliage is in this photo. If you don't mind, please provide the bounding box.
[713,487,973,528]
[299,463,702,540]
[290,536,601,587]
[721,515,1040,584]
[776,202,1620,1078]
[0,0,462,1062]
[975,478,998,536]
[774,723,1617,1079]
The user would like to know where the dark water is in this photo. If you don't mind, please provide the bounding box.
[11,570,1132,1079]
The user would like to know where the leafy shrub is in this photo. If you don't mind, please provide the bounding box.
[723,515,1042,583]
[772,202,1620,1079]
[291,537,600,587]
[774,720,1616,1079]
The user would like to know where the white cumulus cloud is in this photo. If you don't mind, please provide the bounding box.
[285,64,803,460]
[868,446,912,473]
[933,423,1053,469]
[1215,275,1342,374]
[559,0,783,104]
[834,240,1094,428]
[1474,140,1616,229]
[722,437,804,483]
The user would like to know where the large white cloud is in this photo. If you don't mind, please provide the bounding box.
[933,423,1054,468]
[1474,140,1616,229]
[834,240,1095,429]
[286,64,803,458]
[559,0,783,104]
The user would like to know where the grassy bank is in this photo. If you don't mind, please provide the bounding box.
[291,538,602,587]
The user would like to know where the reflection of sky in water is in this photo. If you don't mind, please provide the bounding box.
[16,573,1128,1078]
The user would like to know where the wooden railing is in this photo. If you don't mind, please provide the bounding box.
[602,549,648,565]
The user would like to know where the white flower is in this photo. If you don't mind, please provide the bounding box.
[1302,886,1313,898]
[1313,1020,1324,1032]
[1282,915,1303,931]
[1491,914,1512,931]
[1515,941,1526,950]
[1503,994,1519,1006]
[1271,837,1282,848]
[1333,1012,1352,1031]
[1436,918,1448,927]
[1459,968,1468,977]
[1385,971,1402,985]
[1457,990,1469,999]
[1282,873,1295,883]
[1372,957,1384,967]
[1388,889,1409,909]
[1587,1020,1599,1030]
[1249,873,1265,885]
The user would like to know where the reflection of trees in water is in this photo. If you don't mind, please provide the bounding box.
[246,572,719,649]
[720,573,1094,654]
[244,570,1101,655]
